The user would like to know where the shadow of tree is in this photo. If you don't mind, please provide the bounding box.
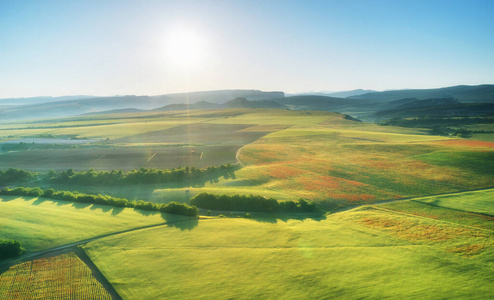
[32,197,72,207]
[250,213,327,224]
[0,195,22,202]
[161,213,199,231]
[167,219,199,231]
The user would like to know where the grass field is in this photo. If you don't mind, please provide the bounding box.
[0,195,184,252]
[234,118,494,208]
[3,108,492,209]
[83,193,494,299]
[1,106,494,299]
[0,252,111,299]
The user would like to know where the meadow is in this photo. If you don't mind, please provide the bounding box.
[83,190,494,299]
[0,195,187,252]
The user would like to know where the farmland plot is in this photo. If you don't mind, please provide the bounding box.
[0,252,111,299]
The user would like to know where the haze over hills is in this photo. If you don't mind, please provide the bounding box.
[0,95,96,106]
[0,90,284,121]
[296,89,377,98]
[1,85,493,122]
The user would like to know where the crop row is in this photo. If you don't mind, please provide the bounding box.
[0,253,111,299]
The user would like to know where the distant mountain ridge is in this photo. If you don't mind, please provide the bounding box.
[291,89,376,98]
[349,84,494,103]
[0,90,284,121]
[0,95,96,106]
[1,85,493,121]
[99,98,286,114]
[372,102,494,120]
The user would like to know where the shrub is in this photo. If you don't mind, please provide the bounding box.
[0,240,22,260]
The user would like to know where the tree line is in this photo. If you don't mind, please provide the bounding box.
[0,187,198,217]
[48,164,237,185]
[190,193,320,213]
[0,168,36,184]
[0,240,22,260]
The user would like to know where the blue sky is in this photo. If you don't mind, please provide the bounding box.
[1,0,493,98]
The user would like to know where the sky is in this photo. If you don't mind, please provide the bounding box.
[0,0,493,98]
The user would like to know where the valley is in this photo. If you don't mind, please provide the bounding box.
[1,86,493,299]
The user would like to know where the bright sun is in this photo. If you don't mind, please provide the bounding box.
[166,29,205,69]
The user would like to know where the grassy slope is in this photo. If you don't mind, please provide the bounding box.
[234,116,494,208]
[0,196,186,252]
[84,191,494,299]
[412,188,494,216]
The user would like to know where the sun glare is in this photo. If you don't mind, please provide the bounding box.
[165,29,206,69]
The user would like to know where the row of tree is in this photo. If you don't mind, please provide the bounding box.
[0,187,198,217]
[0,240,22,260]
[48,164,237,185]
[190,193,319,213]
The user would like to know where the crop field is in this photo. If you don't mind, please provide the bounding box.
[0,195,173,252]
[0,110,286,171]
[83,195,494,299]
[0,252,111,299]
[0,145,240,171]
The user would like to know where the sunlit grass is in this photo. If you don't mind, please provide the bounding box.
[0,196,176,252]
[412,188,494,216]
[84,203,494,299]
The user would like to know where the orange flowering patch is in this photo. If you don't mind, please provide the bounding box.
[325,193,375,202]
[362,160,399,169]
[266,165,303,179]
[298,176,341,191]
[360,216,473,242]
[432,139,494,148]
[446,244,486,256]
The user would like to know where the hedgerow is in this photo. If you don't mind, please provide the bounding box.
[0,187,198,217]
[190,192,319,213]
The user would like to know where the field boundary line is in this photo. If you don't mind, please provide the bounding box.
[367,205,494,234]
[411,199,494,217]
[336,186,494,213]
[73,247,122,300]
[0,217,205,269]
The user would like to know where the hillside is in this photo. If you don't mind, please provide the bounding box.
[372,102,494,120]
[349,84,494,103]
[272,95,376,117]
[151,97,285,112]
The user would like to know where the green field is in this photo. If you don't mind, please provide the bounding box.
[412,188,494,216]
[83,192,494,299]
[0,195,189,252]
